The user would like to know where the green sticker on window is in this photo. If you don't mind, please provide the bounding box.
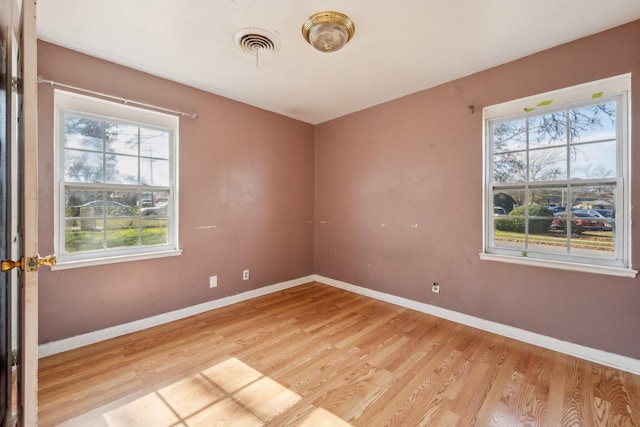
[537,100,553,107]
[592,92,604,99]
[524,107,535,113]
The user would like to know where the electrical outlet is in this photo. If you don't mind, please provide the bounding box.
[432,282,440,294]
[209,275,217,288]
[243,269,249,280]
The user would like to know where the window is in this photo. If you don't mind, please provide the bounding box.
[54,90,181,268]
[481,75,635,277]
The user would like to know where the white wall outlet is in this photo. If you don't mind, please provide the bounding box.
[243,269,249,280]
[209,275,217,288]
[432,282,440,294]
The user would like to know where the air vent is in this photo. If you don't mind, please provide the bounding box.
[234,28,280,56]
[238,33,275,53]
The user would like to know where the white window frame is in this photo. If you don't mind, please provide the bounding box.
[480,74,636,278]
[53,90,181,270]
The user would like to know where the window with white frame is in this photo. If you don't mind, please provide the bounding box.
[482,74,635,277]
[54,90,180,268]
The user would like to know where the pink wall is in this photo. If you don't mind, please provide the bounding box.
[37,41,315,343]
[314,21,640,359]
[37,21,640,360]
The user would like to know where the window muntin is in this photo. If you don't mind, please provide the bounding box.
[55,90,179,265]
[483,75,631,272]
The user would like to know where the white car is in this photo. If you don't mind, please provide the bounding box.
[140,203,168,216]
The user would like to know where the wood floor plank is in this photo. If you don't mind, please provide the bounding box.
[38,282,640,426]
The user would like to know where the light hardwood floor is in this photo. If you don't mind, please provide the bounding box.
[39,282,640,426]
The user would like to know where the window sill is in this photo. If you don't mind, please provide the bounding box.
[51,249,183,271]
[479,252,637,278]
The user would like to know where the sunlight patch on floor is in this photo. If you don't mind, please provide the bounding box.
[59,357,352,426]
[298,407,354,426]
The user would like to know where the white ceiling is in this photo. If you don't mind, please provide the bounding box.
[37,1,640,125]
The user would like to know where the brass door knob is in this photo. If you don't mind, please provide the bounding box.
[1,254,57,272]
[1,258,23,272]
[38,254,57,268]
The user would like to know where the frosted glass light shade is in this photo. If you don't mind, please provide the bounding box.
[302,11,355,53]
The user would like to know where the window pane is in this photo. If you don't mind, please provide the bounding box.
[493,151,526,182]
[140,128,170,159]
[567,218,614,258]
[529,146,566,181]
[64,149,104,183]
[570,102,616,144]
[493,217,525,251]
[492,119,526,153]
[104,191,137,217]
[141,219,168,246]
[65,189,102,216]
[529,111,567,149]
[527,205,560,251]
[530,187,565,211]
[571,183,615,212]
[64,227,103,253]
[65,188,107,251]
[570,141,616,179]
[106,154,139,185]
[64,114,103,151]
[139,190,170,208]
[141,158,170,186]
[493,189,523,214]
[139,190,170,215]
[107,123,139,156]
[105,219,140,249]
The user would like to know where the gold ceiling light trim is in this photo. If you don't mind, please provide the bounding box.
[301,11,355,53]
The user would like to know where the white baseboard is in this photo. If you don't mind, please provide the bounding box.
[38,275,314,358]
[313,275,640,375]
[39,273,640,375]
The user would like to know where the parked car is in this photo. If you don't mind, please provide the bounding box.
[593,209,613,218]
[140,202,168,216]
[76,200,134,216]
[572,209,613,229]
[548,206,567,213]
[572,208,603,218]
[551,212,607,233]
[493,206,507,215]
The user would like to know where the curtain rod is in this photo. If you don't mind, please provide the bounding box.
[37,76,198,119]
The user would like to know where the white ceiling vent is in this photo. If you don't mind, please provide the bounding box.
[234,28,280,56]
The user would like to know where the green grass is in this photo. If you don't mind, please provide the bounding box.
[494,230,614,251]
[65,226,168,253]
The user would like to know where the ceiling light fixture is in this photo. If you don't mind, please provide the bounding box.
[301,11,355,53]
